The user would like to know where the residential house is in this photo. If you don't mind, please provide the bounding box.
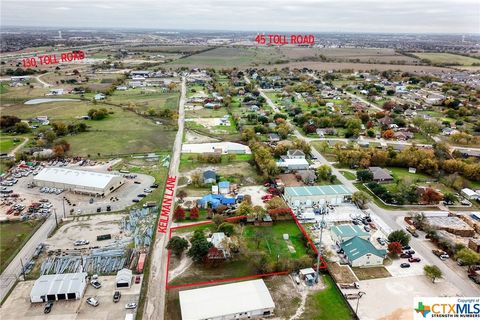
[378,116,392,127]
[277,158,310,171]
[286,149,305,159]
[94,93,105,101]
[297,170,316,185]
[268,133,280,143]
[442,127,459,136]
[203,170,217,184]
[394,131,414,141]
[461,188,479,200]
[207,232,230,259]
[47,88,64,96]
[368,167,394,183]
[340,236,386,267]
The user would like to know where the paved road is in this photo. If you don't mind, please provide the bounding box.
[0,214,56,302]
[143,76,186,320]
[7,137,29,157]
[258,80,480,297]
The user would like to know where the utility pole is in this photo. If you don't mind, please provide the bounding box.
[355,291,366,317]
[20,258,26,280]
[62,196,66,218]
[315,205,326,283]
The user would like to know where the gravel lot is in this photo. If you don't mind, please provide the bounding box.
[0,275,142,320]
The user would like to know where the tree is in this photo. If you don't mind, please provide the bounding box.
[424,265,442,283]
[387,242,403,257]
[187,235,212,263]
[266,196,288,210]
[173,206,185,221]
[382,129,395,139]
[455,248,480,272]
[412,213,426,229]
[356,169,373,182]
[352,191,372,208]
[217,223,235,236]
[443,192,457,204]
[166,236,189,257]
[177,190,187,202]
[189,207,199,220]
[14,122,30,133]
[237,201,253,216]
[421,188,443,204]
[388,230,411,247]
[213,214,225,227]
[316,164,332,182]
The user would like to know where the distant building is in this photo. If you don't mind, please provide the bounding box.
[286,149,305,159]
[461,188,479,200]
[268,133,280,142]
[47,88,64,95]
[277,158,310,171]
[368,167,394,183]
[284,185,352,206]
[116,268,132,288]
[218,181,230,194]
[340,236,386,267]
[468,238,480,253]
[179,279,275,320]
[94,93,105,100]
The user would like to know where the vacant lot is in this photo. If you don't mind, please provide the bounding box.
[0,220,41,273]
[352,266,391,280]
[303,274,354,320]
[108,88,180,112]
[168,47,284,68]
[411,52,480,66]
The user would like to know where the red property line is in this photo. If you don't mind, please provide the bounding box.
[165,210,326,290]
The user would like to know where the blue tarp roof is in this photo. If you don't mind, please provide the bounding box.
[218,181,230,188]
[198,194,235,208]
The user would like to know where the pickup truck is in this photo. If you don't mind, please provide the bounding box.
[432,249,449,260]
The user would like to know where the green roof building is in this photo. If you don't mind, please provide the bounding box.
[331,224,370,244]
[340,236,386,267]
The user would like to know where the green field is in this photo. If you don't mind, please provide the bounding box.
[0,220,41,274]
[339,170,356,181]
[303,274,354,320]
[107,88,180,112]
[179,153,252,171]
[242,221,309,262]
[412,52,480,66]
[185,107,229,118]
[0,137,15,153]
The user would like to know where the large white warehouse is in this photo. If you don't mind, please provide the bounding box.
[33,167,125,196]
[179,279,275,320]
[30,272,88,303]
[284,185,352,206]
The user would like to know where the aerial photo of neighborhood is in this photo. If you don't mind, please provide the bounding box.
[0,1,479,320]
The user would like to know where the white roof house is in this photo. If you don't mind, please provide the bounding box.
[461,188,479,200]
[277,158,310,170]
[33,167,125,196]
[30,272,87,303]
[179,279,275,320]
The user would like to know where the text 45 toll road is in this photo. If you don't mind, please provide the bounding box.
[255,34,315,45]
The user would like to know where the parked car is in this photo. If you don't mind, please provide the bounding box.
[150,184,159,188]
[408,257,421,263]
[113,291,121,303]
[86,297,99,307]
[468,274,480,284]
[96,207,101,213]
[364,226,370,232]
[137,194,146,198]
[376,238,386,245]
[405,250,416,255]
[106,205,111,211]
[90,280,101,289]
[134,181,141,184]
[400,263,411,268]
[400,253,412,259]
[132,199,140,203]
[135,275,141,284]
[125,303,137,309]
[144,188,152,193]
[44,302,53,314]
[402,245,411,250]
[74,240,89,246]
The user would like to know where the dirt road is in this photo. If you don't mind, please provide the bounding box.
[143,76,186,320]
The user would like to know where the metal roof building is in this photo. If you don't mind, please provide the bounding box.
[284,185,352,206]
[179,279,275,320]
[30,272,88,303]
[340,236,386,267]
[33,167,125,196]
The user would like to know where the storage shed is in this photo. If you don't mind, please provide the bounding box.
[116,268,132,288]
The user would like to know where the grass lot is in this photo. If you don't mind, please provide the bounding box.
[107,88,180,112]
[388,167,433,182]
[179,153,252,171]
[1,100,92,120]
[411,52,480,66]
[185,107,229,118]
[310,143,338,162]
[0,85,48,104]
[352,266,391,280]
[303,274,354,320]
[242,221,310,262]
[0,137,15,153]
[339,171,356,181]
[0,220,41,273]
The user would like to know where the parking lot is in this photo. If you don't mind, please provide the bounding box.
[0,275,142,320]
[1,162,155,218]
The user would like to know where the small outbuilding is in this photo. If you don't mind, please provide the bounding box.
[203,170,217,184]
[116,268,133,288]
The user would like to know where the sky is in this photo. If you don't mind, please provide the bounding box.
[1,0,479,34]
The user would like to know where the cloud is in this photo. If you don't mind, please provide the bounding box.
[1,0,479,34]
